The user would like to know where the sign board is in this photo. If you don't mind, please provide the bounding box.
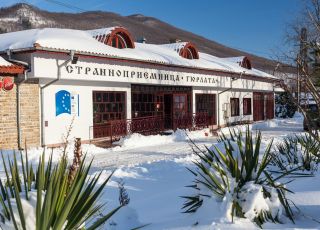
[55,90,79,117]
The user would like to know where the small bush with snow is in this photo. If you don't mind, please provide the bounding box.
[273,134,320,172]
[183,127,298,228]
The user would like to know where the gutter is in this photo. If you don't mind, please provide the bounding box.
[40,50,76,146]
[0,47,278,82]
[217,71,245,128]
[6,50,29,150]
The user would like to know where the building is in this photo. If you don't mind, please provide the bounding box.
[0,27,278,148]
[0,57,39,149]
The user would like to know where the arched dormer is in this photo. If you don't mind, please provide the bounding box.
[91,27,135,49]
[179,42,199,60]
[223,56,252,70]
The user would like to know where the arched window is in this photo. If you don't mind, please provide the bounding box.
[91,27,135,49]
[110,32,130,49]
[106,27,135,49]
[179,42,199,60]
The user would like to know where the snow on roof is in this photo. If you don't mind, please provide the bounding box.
[222,56,246,65]
[0,56,24,74]
[159,42,188,52]
[0,56,13,66]
[0,28,276,79]
[86,27,116,37]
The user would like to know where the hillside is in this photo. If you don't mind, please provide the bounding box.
[0,3,282,72]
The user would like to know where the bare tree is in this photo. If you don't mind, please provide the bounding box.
[276,0,320,138]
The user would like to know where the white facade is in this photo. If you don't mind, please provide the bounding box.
[24,52,275,145]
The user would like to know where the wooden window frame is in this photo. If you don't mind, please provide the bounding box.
[93,91,126,125]
[230,98,240,117]
[243,98,252,115]
[195,93,216,125]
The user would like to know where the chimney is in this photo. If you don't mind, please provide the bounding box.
[137,37,147,44]
[170,38,182,43]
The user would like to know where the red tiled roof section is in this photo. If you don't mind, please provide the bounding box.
[0,65,25,75]
[0,59,25,75]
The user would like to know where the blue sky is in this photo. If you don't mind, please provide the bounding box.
[2,0,302,59]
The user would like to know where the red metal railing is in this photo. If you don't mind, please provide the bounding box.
[90,112,212,143]
[172,112,212,130]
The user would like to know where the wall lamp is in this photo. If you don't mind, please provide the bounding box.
[70,50,79,64]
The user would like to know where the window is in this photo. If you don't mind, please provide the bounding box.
[243,98,252,115]
[196,94,216,125]
[131,85,192,118]
[179,42,199,60]
[93,27,135,49]
[230,98,240,117]
[132,92,162,118]
[110,33,128,49]
[93,91,126,124]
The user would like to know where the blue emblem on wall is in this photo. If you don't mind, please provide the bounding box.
[55,90,71,116]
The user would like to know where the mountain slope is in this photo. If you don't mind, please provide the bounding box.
[0,3,280,72]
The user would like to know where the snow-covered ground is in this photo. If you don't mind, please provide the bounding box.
[3,113,320,229]
[96,113,320,229]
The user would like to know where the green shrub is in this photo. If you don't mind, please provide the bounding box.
[183,127,299,228]
[273,134,320,172]
[0,148,122,230]
[275,92,297,118]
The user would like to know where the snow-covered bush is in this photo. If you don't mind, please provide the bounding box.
[273,134,320,172]
[0,148,122,230]
[183,127,296,228]
[275,92,297,118]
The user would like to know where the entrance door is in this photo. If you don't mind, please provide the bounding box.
[266,93,275,119]
[173,94,189,129]
[253,92,264,121]
[173,94,188,118]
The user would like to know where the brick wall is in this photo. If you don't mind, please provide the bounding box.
[20,82,40,148]
[0,79,18,149]
[0,77,40,150]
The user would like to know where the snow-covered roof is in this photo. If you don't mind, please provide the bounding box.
[0,28,276,79]
[222,56,246,65]
[0,56,24,74]
[86,27,116,37]
[160,42,188,52]
[0,56,13,66]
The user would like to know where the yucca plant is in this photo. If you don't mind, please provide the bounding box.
[183,126,300,228]
[0,146,122,230]
[273,134,320,172]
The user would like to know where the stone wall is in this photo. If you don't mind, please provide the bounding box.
[0,77,40,150]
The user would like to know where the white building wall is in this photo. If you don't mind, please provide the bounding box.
[31,53,275,145]
[218,91,253,125]
[192,87,253,127]
[41,80,131,145]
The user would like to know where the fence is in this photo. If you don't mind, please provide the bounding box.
[89,112,211,143]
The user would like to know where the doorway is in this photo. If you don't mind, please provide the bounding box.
[253,92,274,121]
[131,84,192,129]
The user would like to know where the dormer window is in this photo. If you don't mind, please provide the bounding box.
[110,31,134,49]
[91,27,135,49]
[179,42,199,60]
[223,56,253,70]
